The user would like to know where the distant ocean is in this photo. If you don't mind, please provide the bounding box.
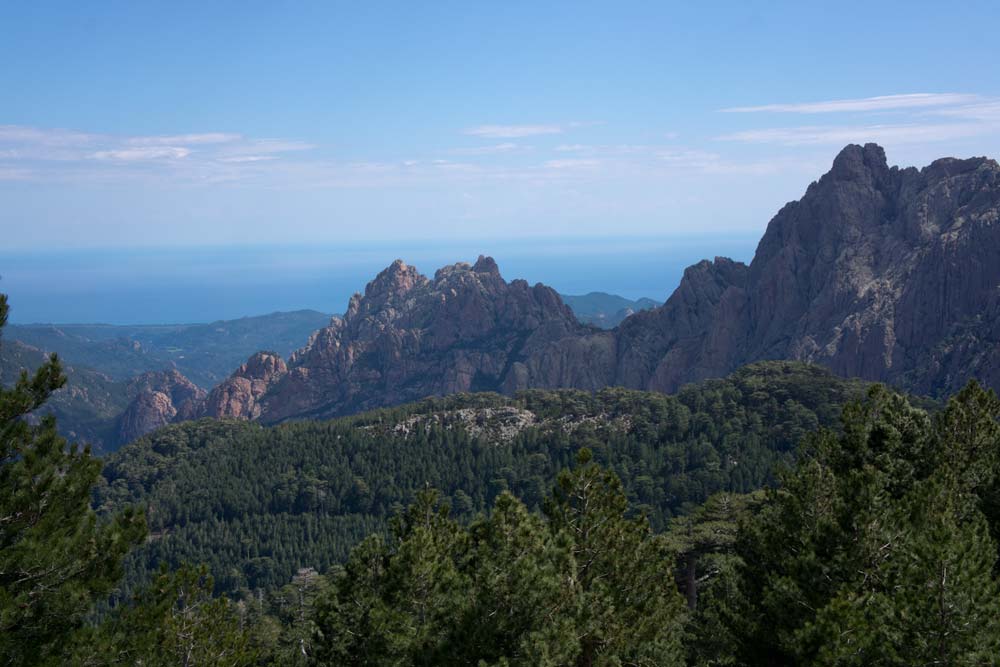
[0,235,760,325]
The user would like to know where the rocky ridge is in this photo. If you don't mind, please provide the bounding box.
[116,144,1000,433]
[514,143,1000,396]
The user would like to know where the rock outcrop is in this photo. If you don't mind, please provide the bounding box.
[117,369,206,443]
[198,351,288,419]
[256,255,588,421]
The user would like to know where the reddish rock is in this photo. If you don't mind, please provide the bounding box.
[117,369,206,443]
[198,351,288,419]
[257,256,587,422]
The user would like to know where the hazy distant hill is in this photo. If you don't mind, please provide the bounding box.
[1,310,332,451]
[560,292,660,328]
[8,309,331,388]
[0,339,130,450]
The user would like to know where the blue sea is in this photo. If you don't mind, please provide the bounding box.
[0,235,760,325]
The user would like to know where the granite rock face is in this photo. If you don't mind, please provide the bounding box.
[185,143,1000,426]
[117,370,207,443]
[518,143,1000,396]
[256,255,588,421]
[198,351,288,420]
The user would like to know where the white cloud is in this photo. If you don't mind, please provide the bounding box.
[543,158,600,169]
[464,124,564,138]
[91,146,192,161]
[0,166,33,180]
[0,124,320,178]
[128,133,241,146]
[0,125,98,146]
[240,139,315,153]
[217,155,277,163]
[935,100,1000,121]
[450,142,521,155]
[721,93,979,114]
[716,122,992,146]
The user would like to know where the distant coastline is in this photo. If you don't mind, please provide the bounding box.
[0,234,758,324]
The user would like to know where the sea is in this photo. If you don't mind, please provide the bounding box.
[0,235,760,325]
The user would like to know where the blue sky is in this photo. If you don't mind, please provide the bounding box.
[2,1,1000,250]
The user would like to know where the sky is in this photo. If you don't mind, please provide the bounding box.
[1,1,999,321]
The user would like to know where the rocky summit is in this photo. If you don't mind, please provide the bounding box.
[252,255,588,421]
[519,143,1000,397]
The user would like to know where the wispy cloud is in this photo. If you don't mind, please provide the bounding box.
[127,133,241,146]
[935,100,1000,121]
[463,124,564,138]
[715,92,1000,150]
[0,125,317,182]
[449,142,522,155]
[217,155,277,163]
[716,122,992,146]
[721,93,980,114]
[543,158,600,169]
[91,146,192,161]
[462,121,601,139]
[0,125,98,147]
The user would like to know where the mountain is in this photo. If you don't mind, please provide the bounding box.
[513,143,1000,397]
[16,144,1000,445]
[98,361,868,595]
[560,292,661,328]
[239,255,589,422]
[203,144,997,425]
[7,310,331,389]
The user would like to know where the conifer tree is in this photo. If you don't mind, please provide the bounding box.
[0,294,146,665]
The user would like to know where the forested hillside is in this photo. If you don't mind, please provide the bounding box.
[7,285,1000,665]
[99,361,868,595]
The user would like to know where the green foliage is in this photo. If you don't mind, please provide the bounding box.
[664,492,763,665]
[728,382,1000,665]
[313,452,686,666]
[0,293,146,666]
[98,361,865,597]
[72,564,259,666]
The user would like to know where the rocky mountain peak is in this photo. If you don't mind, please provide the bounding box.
[472,254,500,275]
[367,259,427,299]
[345,259,430,323]
[827,142,891,185]
[237,351,287,381]
[254,256,587,422]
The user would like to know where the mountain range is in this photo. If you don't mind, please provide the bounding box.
[186,143,1000,428]
[5,143,999,450]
